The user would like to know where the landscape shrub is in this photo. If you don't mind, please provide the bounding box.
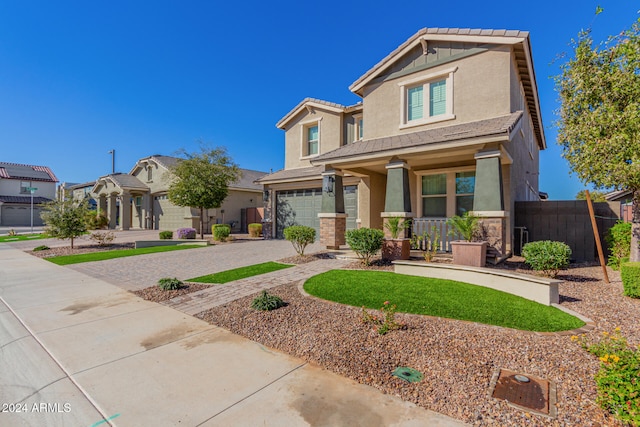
[447,212,480,242]
[89,231,115,247]
[248,223,262,238]
[620,262,640,298]
[361,301,404,335]
[85,212,109,230]
[251,290,286,311]
[383,216,411,239]
[283,225,315,256]
[177,227,196,239]
[212,224,231,242]
[345,228,384,266]
[157,277,183,291]
[606,221,632,270]
[522,240,572,278]
[573,329,640,424]
[32,245,50,252]
[159,230,173,240]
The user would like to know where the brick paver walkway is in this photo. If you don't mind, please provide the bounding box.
[163,258,348,315]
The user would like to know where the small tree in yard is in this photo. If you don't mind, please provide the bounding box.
[166,145,240,239]
[283,225,315,256]
[556,17,640,261]
[345,228,384,266]
[40,198,90,249]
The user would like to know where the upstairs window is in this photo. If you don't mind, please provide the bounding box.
[147,165,153,182]
[20,181,30,194]
[358,117,364,140]
[307,125,319,156]
[399,66,456,129]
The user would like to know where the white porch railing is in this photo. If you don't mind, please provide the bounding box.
[411,217,462,252]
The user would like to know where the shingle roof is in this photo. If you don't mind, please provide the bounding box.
[312,112,523,163]
[256,166,324,184]
[276,98,350,129]
[107,173,149,190]
[0,195,53,204]
[0,162,58,182]
[232,169,267,191]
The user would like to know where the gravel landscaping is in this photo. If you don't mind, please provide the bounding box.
[132,283,212,303]
[196,261,639,427]
[29,243,135,258]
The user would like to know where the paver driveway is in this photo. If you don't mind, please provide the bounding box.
[68,237,327,291]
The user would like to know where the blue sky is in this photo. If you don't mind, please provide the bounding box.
[0,1,637,199]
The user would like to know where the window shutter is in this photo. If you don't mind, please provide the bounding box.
[408,86,423,121]
[429,80,446,116]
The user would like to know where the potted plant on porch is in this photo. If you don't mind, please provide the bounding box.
[382,216,412,261]
[448,212,487,267]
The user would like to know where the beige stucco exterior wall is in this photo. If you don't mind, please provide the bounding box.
[361,47,512,140]
[357,172,386,229]
[283,109,343,170]
[131,161,170,195]
[0,179,56,200]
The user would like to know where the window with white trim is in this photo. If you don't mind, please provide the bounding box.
[399,67,456,128]
[455,171,475,216]
[20,181,30,194]
[421,174,447,217]
[419,170,475,217]
[301,123,319,157]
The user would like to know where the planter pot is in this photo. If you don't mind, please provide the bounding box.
[382,238,411,261]
[450,241,488,267]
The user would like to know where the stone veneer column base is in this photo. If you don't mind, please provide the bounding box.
[261,221,273,240]
[319,213,347,249]
[471,211,508,257]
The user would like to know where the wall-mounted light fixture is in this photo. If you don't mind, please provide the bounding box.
[323,175,335,194]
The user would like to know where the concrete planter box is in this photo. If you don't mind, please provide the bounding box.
[382,238,411,261]
[451,241,488,267]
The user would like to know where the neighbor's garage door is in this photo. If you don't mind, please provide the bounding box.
[153,195,188,230]
[1,205,44,226]
[276,186,358,239]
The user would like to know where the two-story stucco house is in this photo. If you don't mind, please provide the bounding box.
[0,162,58,226]
[91,155,266,233]
[258,28,546,258]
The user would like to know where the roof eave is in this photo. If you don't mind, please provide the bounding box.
[276,99,346,130]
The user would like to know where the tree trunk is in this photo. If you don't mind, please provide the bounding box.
[70,236,74,249]
[631,190,640,262]
[199,207,204,240]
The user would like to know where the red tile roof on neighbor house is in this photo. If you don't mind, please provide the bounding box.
[0,162,59,182]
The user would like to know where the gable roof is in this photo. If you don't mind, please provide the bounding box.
[348,27,545,149]
[276,98,363,130]
[0,162,58,182]
[311,112,522,164]
[0,195,53,204]
[92,173,149,193]
[232,169,267,191]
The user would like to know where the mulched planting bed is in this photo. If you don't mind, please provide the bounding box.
[132,283,212,303]
[277,251,335,265]
[197,263,638,426]
[30,243,135,258]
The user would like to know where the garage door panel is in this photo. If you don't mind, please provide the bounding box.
[276,186,357,239]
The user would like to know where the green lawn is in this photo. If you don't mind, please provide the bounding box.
[45,245,206,265]
[0,233,47,243]
[303,270,585,332]
[188,262,293,284]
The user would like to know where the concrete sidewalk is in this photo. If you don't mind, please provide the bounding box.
[0,244,468,426]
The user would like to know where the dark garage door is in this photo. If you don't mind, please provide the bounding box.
[276,186,358,239]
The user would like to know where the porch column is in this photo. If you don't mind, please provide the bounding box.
[382,160,413,239]
[119,191,131,231]
[98,195,107,217]
[472,150,507,259]
[319,169,347,249]
[108,194,117,229]
[143,194,152,229]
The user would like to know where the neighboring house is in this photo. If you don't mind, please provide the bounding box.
[0,162,58,226]
[258,27,546,257]
[91,155,266,232]
[606,190,633,222]
[58,181,97,208]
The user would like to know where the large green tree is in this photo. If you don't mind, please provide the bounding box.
[40,198,90,249]
[166,145,240,239]
[557,17,640,260]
